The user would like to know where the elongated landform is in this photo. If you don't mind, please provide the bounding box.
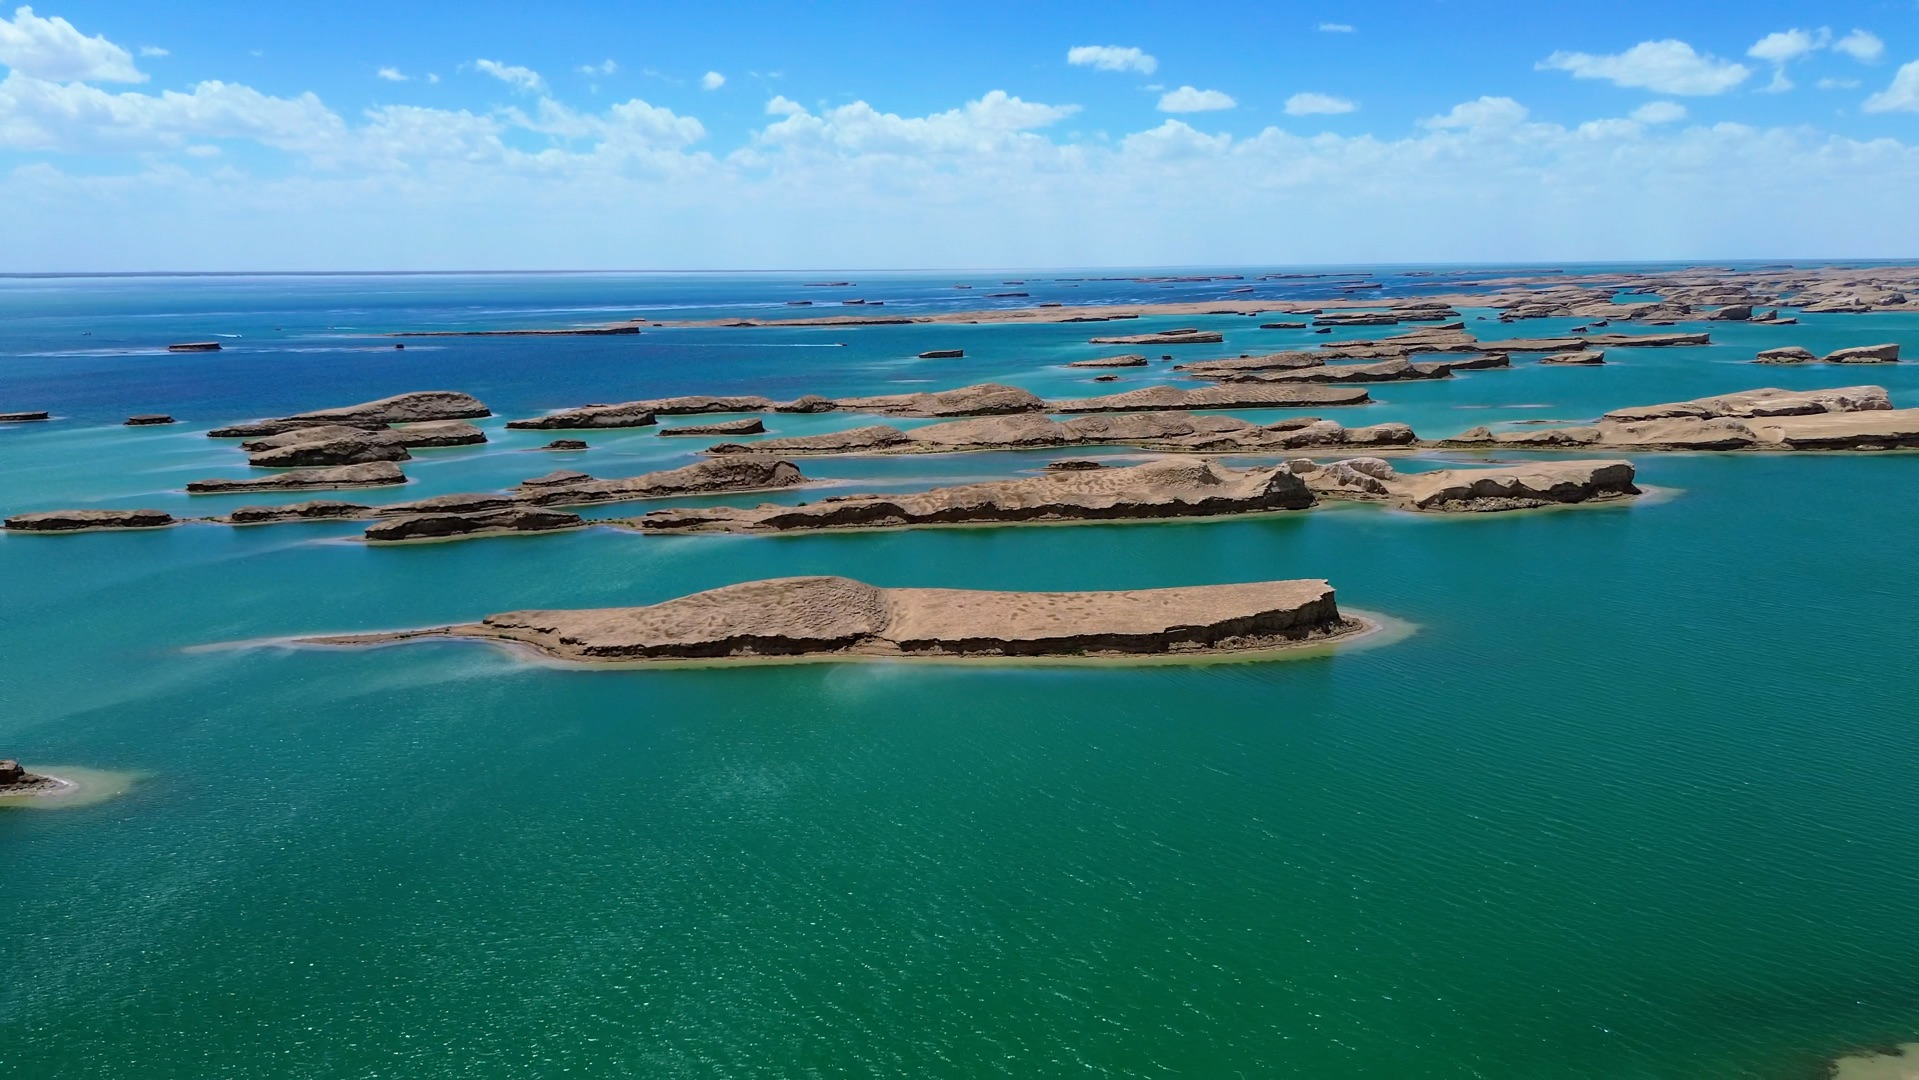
[7,459,808,536]
[634,457,1637,534]
[297,576,1370,664]
[1444,385,1919,451]
[707,413,1416,457]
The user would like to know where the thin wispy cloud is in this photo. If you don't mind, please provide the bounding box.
[1630,101,1686,124]
[1538,40,1750,96]
[1285,92,1356,116]
[578,59,617,76]
[474,58,545,93]
[137,45,167,58]
[1067,45,1157,75]
[376,67,408,82]
[1157,86,1235,112]
[1318,23,1355,33]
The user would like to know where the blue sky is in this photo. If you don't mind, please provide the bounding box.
[3,1,1918,269]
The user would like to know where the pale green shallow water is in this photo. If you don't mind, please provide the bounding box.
[4,271,1919,1077]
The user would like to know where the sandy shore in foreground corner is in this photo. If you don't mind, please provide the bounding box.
[0,766,138,810]
[1833,1043,1919,1080]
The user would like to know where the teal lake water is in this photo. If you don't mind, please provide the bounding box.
[5,269,1919,1077]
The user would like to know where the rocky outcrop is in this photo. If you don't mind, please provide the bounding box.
[221,501,372,524]
[0,411,50,423]
[1066,354,1150,368]
[1443,385,1919,451]
[1173,352,1325,377]
[1710,305,1754,321]
[659,418,766,437]
[1754,346,1816,364]
[1293,458,1639,511]
[636,459,1316,534]
[518,458,808,507]
[709,412,1413,457]
[300,576,1363,663]
[168,341,222,352]
[506,402,658,430]
[1539,351,1605,365]
[1088,329,1225,345]
[209,392,490,437]
[0,760,59,793]
[1600,386,1890,422]
[186,461,407,493]
[364,507,586,542]
[4,508,175,532]
[918,349,964,359]
[830,383,1046,417]
[542,439,588,450]
[1048,384,1370,412]
[242,426,413,467]
[125,414,176,426]
[239,420,483,467]
[1824,344,1900,363]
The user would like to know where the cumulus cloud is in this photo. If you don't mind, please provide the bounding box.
[701,70,724,90]
[376,67,407,82]
[138,45,167,58]
[0,5,145,83]
[1834,30,1885,64]
[1422,96,1529,131]
[473,59,544,93]
[1318,23,1354,33]
[578,59,618,77]
[1748,28,1828,65]
[1284,92,1355,116]
[1157,86,1234,113]
[1066,45,1156,75]
[747,90,1077,159]
[1538,40,1750,96]
[1863,61,1919,114]
[1630,100,1687,124]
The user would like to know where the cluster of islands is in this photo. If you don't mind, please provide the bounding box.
[3,262,1917,691]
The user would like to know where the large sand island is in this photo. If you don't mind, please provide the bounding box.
[300,576,1370,664]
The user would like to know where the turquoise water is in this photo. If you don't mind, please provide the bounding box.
[5,270,1919,1077]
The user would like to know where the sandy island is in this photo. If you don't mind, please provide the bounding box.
[294,576,1383,666]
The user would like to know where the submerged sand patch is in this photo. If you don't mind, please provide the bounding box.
[0,766,139,810]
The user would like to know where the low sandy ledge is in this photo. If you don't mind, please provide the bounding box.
[504,381,1371,429]
[0,760,131,809]
[296,575,1371,664]
[208,391,491,438]
[707,413,1415,457]
[1444,385,1919,451]
[1829,1042,1919,1079]
[634,457,1638,534]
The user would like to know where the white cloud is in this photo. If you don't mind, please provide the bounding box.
[1423,96,1529,130]
[701,70,724,90]
[376,67,408,82]
[1817,77,1860,91]
[427,73,440,84]
[1066,45,1156,75]
[578,59,618,77]
[0,5,145,83]
[1318,23,1355,33]
[1284,92,1355,116]
[138,45,167,59]
[1538,40,1750,96]
[473,59,544,93]
[1834,30,1885,64]
[1157,86,1235,113]
[1863,61,1919,114]
[747,90,1077,158]
[1761,69,1794,94]
[1630,100,1687,124]
[1748,28,1828,65]
[0,71,343,154]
